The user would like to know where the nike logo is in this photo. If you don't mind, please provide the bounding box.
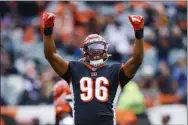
[132,17,141,22]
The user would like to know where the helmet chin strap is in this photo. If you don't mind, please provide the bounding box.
[88,54,111,67]
[89,59,104,67]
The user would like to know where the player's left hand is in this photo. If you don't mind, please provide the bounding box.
[128,15,144,30]
[42,12,56,28]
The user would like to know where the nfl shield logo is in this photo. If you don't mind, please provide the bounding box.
[91,72,97,76]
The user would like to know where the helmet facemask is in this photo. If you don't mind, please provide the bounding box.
[82,41,109,67]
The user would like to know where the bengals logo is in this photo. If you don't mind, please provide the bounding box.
[91,72,97,76]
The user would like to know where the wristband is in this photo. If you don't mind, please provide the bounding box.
[135,29,144,39]
[44,27,53,36]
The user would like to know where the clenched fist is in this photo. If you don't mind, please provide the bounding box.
[43,12,56,28]
[128,15,144,39]
[42,12,56,36]
[128,15,144,31]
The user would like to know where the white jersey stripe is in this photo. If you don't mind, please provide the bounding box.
[69,82,75,125]
[112,85,122,125]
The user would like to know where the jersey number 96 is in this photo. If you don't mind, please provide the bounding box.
[80,77,109,102]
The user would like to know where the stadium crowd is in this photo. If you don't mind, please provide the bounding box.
[0,0,187,118]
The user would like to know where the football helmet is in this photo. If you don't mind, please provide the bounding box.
[53,80,71,100]
[81,34,110,67]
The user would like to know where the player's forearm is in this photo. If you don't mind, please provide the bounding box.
[128,15,144,65]
[131,38,144,65]
[44,35,57,60]
[42,12,69,77]
[43,12,57,60]
[121,15,144,78]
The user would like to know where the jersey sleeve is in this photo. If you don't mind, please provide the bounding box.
[112,64,133,88]
[60,61,76,84]
[118,67,133,88]
[110,64,132,88]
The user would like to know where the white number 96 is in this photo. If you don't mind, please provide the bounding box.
[80,77,109,102]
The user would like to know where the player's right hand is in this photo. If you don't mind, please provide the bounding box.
[42,12,56,28]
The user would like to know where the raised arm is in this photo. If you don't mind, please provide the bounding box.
[43,12,69,77]
[122,15,144,78]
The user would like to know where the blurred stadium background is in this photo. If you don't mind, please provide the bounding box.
[0,1,187,125]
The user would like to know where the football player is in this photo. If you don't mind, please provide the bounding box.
[54,80,73,125]
[43,12,144,125]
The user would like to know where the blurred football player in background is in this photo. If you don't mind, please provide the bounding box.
[54,80,73,125]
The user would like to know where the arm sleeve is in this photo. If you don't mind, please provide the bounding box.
[118,66,133,88]
[60,61,72,84]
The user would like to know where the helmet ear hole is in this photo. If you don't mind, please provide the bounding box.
[86,55,90,61]
[103,52,108,60]
[82,52,84,57]
[103,53,106,57]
